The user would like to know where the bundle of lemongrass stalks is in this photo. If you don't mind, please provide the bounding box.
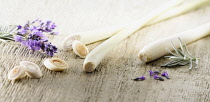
[62,0,210,72]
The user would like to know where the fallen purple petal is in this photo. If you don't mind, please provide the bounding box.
[133,76,146,81]
[149,70,154,76]
[161,71,170,79]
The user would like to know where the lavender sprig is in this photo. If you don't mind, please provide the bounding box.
[161,38,199,69]
[14,19,58,56]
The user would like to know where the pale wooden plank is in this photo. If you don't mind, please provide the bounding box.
[0,0,210,102]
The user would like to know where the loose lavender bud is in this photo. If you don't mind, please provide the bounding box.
[153,74,164,81]
[133,76,146,81]
[149,70,154,76]
[161,71,170,79]
[153,74,160,80]
[154,71,161,74]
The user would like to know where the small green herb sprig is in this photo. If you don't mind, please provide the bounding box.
[0,25,17,42]
[161,38,199,69]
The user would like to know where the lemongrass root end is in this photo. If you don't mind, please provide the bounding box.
[83,62,95,72]
[138,52,148,63]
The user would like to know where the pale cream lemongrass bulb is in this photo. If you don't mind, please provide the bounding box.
[44,58,68,71]
[72,40,89,58]
[8,66,26,80]
[20,61,43,78]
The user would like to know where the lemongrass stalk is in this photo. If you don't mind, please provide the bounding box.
[148,0,210,25]
[138,22,210,63]
[83,0,183,72]
[62,0,208,51]
[62,25,125,51]
[62,0,209,59]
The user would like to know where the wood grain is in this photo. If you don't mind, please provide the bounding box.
[0,0,210,102]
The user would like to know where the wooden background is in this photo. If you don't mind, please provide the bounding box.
[0,0,210,102]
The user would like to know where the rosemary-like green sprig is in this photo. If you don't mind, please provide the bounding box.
[161,38,199,69]
[0,25,17,42]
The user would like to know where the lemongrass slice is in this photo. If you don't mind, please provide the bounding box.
[62,0,208,52]
[20,61,43,78]
[8,66,26,80]
[44,58,68,71]
[83,0,183,72]
[72,40,89,58]
[138,22,210,63]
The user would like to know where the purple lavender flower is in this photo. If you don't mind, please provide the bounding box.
[17,25,22,30]
[14,19,58,56]
[41,43,57,57]
[22,39,41,51]
[149,70,154,76]
[153,75,164,81]
[18,28,27,34]
[14,35,23,42]
[133,75,146,81]
[153,74,160,80]
[161,71,170,79]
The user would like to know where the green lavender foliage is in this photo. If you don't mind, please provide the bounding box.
[162,38,199,69]
[0,25,17,42]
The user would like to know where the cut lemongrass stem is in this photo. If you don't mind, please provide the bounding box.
[138,22,210,63]
[72,40,89,58]
[8,66,26,81]
[83,0,183,72]
[62,0,208,52]
[20,61,43,78]
[44,58,68,71]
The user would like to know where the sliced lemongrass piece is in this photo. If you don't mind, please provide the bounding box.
[62,0,208,52]
[62,35,81,51]
[72,40,89,58]
[44,58,68,71]
[20,61,43,78]
[8,66,26,80]
[83,0,183,72]
[138,22,210,63]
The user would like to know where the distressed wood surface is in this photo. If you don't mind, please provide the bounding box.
[0,0,210,102]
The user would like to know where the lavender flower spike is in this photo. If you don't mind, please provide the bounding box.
[14,35,23,42]
[14,19,58,56]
